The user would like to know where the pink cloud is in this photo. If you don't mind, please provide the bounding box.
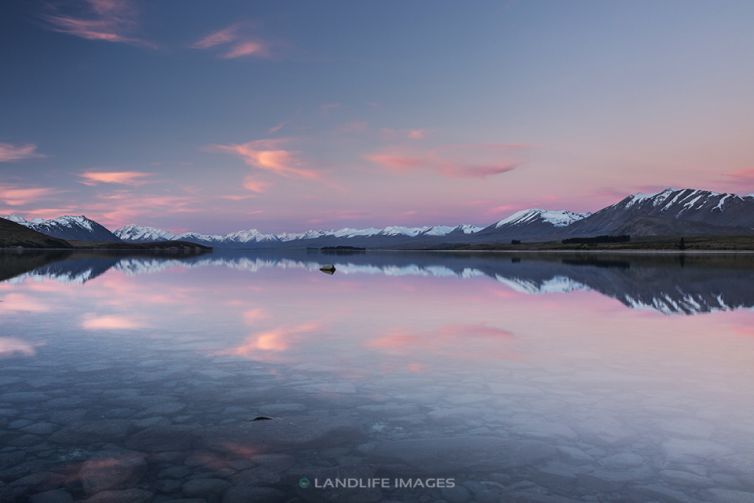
[243,176,272,193]
[0,184,56,206]
[79,171,152,185]
[88,191,199,227]
[44,0,154,48]
[192,23,270,59]
[209,138,320,179]
[193,25,240,49]
[366,153,424,170]
[0,143,42,162]
[440,163,517,178]
[722,168,754,192]
[367,144,520,179]
[81,314,145,330]
[243,308,268,324]
[223,41,267,59]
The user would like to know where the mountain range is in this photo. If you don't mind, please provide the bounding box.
[3,188,754,248]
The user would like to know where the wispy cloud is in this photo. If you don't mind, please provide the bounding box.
[379,128,427,141]
[43,0,154,48]
[723,168,754,189]
[407,129,427,140]
[0,184,56,206]
[79,170,151,185]
[367,143,521,179]
[192,23,270,59]
[81,314,145,330]
[0,143,43,163]
[338,121,370,134]
[208,138,320,180]
[243,176,272,193]
[90,191,199,227]
[268,122,286,134]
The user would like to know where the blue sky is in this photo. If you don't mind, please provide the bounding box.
[1,0,753,232]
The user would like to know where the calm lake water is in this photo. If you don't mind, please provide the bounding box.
[2,250,754,503]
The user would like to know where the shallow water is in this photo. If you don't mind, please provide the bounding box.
[2,250,754,502]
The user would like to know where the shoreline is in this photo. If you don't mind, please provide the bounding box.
[4,246,754,255]
[378,248,754,255]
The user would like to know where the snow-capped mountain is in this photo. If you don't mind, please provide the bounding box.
[11,187,754,249]
[568,188,754,237]
[493,209,589,228]
[113,223,484,248]
[114,224,176,242]
[473,209,590,242]
[5,215,120,242]
[423,224,482,236]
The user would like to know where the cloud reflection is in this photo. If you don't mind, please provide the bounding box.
[0,337,39,358]
[81,314,145,330]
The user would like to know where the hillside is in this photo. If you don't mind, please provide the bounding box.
[0,217,73,248]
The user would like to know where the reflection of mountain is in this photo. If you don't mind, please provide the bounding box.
[3,250,754,315]
[0,250,211,284]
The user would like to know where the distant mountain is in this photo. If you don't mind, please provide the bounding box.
[113,224,176,242]
[0,217,72,248]
[114,223,484,248]
[474,209,590,242]
[568,188,754,237]
[9,188,754,249]
[5,215,121,242]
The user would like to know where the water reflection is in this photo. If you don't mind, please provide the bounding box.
[4,249,754,314]
[1,250,754,502]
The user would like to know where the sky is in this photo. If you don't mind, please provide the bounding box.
[1,0,754,233]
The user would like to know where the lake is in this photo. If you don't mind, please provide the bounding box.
[2,250,754,502]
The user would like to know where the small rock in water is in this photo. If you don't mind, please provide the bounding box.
[319,264,336,274]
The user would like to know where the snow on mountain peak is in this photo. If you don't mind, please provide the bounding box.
[495,209,588,228]
[50,215,95,231]
[4,214,96,230]
[618,188,751,214]
[423,224,482,236]
[4,214,29,224]
[379,225,431,237]
[623,188,677,208]
[114,224,176,241]
[225,229,280,242]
